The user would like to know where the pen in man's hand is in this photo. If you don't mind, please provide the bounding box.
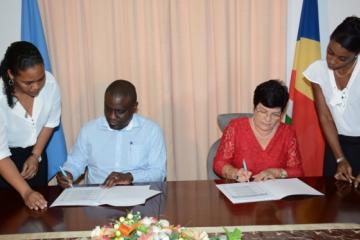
[59,166,73,188]
[242,159,250,182]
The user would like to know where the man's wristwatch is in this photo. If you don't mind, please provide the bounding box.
[30,152,42,162]
[126,172,134,183]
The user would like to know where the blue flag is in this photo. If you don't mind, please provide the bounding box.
[21,0,67,180]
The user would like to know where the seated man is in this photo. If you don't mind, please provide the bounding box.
[56,80,166,188]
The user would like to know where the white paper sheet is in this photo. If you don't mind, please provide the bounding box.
[216,178,323,204]
[50,185,161,207]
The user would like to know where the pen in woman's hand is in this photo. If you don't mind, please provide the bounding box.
[59,166,73,188]
[242,159,250,182]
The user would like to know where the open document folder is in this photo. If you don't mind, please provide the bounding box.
[216,178,323,204]
[50,185,161,207]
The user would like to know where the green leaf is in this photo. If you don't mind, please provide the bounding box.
[223,227,242,240]
[169,232,180,240]
[136,225,148,233]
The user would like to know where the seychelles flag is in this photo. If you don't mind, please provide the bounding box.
[21,0,67,181]
[285,0,324,176]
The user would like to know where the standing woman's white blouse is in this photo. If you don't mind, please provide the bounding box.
[0,71,61,159]
[303,59,360,136]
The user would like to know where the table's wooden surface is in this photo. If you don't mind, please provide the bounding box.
[0,177,359,234]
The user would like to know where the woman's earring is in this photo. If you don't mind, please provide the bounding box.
[8,79,14,86]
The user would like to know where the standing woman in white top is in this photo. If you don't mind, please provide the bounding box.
[0,41,61,209]
[304,16,360,188]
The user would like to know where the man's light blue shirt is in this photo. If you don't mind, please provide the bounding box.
[63,114,166,183]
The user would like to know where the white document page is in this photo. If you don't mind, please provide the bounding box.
[216,178,323,204]
[50,185,161,207]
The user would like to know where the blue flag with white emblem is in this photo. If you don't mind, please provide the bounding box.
[21,0,67,180]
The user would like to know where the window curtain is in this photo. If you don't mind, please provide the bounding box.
[38,0,286,180]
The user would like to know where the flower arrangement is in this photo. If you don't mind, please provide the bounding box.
[91,212,242,240]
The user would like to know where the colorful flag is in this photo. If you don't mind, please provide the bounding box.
[285,0,324,176]
[21,0,67,180]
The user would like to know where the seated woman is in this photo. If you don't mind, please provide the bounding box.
[213,80,303,182]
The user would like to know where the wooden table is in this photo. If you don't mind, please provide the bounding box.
[0,177,359,235]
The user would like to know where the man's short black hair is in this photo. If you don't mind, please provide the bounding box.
[105,79,137,104]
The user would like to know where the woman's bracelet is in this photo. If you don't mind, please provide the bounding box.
[30,152,42,162]
[336,156,345,164]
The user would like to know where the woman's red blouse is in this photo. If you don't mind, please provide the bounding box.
[213,118,303,177]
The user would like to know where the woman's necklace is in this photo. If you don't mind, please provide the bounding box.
[14,93,34,118]
[334,58,357,79]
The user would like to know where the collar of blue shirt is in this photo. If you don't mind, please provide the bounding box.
[100,113,140,131]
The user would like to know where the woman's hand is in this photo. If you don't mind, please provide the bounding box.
[21,156,39,179]
[334,180,353,197]
[234,168,252,182]
[354,174,360,188]
[222,165,252,182]
[253,168,283,182]
[335,159,355,183]
[22,189,47,210]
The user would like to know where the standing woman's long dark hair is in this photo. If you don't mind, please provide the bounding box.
[0,41,44,108]
[330,16,360,54]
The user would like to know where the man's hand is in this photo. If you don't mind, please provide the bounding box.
[335,159,355,183]
[56,170,74,188]
[21,156,39,180]
[103,172,133,188]
[22,189,47,210]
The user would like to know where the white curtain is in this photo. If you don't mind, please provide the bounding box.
[39,0,287,180]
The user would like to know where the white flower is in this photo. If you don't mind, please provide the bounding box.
[199,231,209,240]
[158,219,170,227]
[152,232,170,240]
[151,225,161,233]
[141,217,153,226]
[127,213,133,219]
[161,228,172,235]
[90,226,101,237]
[180,229,210,240]
[119,216,125,222]
[158,232,170,240]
